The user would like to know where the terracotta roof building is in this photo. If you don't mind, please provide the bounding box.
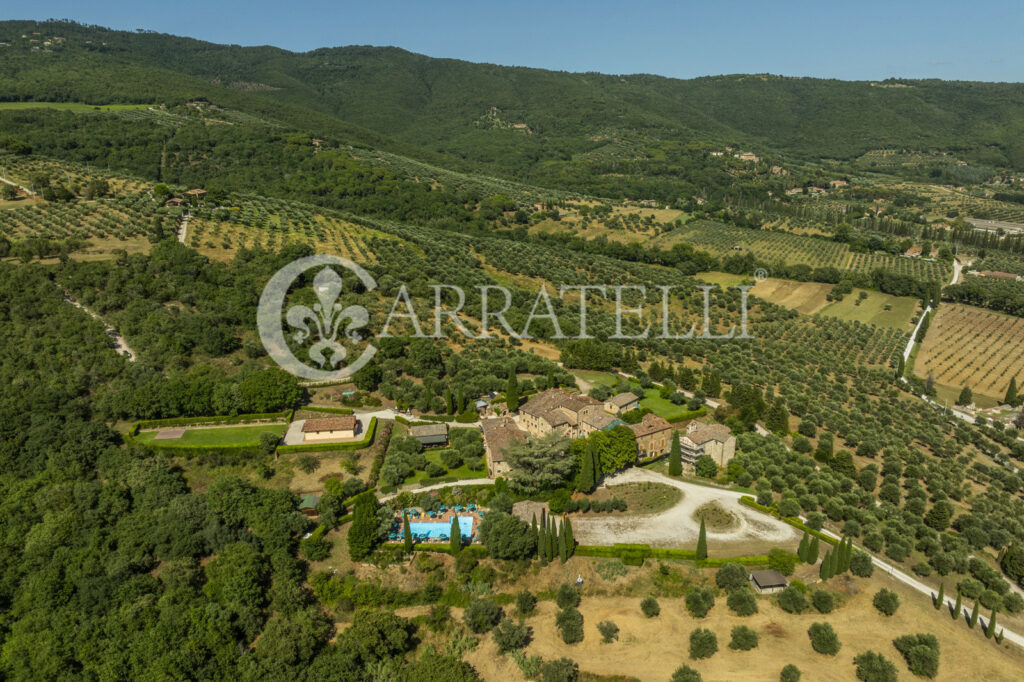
[629,413,674,459]
[301,415,359,442]
[679,422,735,466]
[979,270,1021,281]
[519,389,603,439]
[604,391,640,414]
[481,417,526,477]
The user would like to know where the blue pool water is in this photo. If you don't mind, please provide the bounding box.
[408,516,474,539]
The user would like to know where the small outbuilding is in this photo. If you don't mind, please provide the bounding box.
[749,569,788,594]
[409,422,449,447]
[301,415,358,442]
[298,494,320,517]
[604,391,640,415]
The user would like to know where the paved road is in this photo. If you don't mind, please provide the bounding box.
[0,175,34,197]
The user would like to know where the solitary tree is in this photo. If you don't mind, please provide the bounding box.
[934,582,944,611]
[986,608,998,639]
[968,600,980,628]
[956,384,973,407]
[506,370,520,412]
[403,511,413,552]
[1005,377,1020,407]
[696,518,708,561]
[669,432,683,476]
[450,516,461,555]
[952,590,962,620]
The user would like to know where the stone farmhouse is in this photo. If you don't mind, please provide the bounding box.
[604,391,640,415]
[480,416,525,477]
[301,415,359,442]
[679,421,736,466]
[518,389,611,439]
[629,413,674,459]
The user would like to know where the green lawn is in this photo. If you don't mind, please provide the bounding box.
[638,388,698,420]
[0,102,155,112]
[135,424,286,447]
[817,288,919,330]
[401,448,489,486]
[573,369,620,387]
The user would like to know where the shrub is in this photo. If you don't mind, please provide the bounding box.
[685,587,715,618]
[556,606,584,644]
[425,604,450,632]
[516,589,537,617]
[597,620,619,643]
[463,598,503,634]
[670,665,702,682]
[538,657,578,682]
[424,462,446,478]
[957,577,983,599]
[297,454,319,474]
[850,551,874,578]
[777,585,808,614]
[641,596,660,618]
[729,625,759,651]
[892,634,939,678]
[779,664,801,682]
[807,622,840,655]
[727,588,758,616]
[1002,592,1024,615]
[715,562,748,591]
[688,628,718,659]
[768,548,798,576]
[872,588,900,617]
[556,583,581,609]
[492,617,532,653]
[853,650,898,682]
[811,590,835,614]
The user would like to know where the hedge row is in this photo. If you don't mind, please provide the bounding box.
[574,543,783,567]
[738,496,839,547]
[666,406,708,424]
[300,405,355,415]
[135,411,292,429]
[382,543,489,558]
[277,418,378,454]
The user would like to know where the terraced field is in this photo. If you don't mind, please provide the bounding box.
[656,220,951,283]
[914,303,1024,405]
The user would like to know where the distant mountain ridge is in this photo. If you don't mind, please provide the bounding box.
[3,19,1024,177]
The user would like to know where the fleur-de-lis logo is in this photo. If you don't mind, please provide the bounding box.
[286,267,369,369]
[257,255,377,380]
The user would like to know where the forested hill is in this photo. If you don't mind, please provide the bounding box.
[4,19,1024,178]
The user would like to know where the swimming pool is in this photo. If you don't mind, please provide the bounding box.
[407,516,474,539]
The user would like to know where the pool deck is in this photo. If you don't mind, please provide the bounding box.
[391,508,483,544]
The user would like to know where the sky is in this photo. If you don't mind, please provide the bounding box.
[12,0,1024,82]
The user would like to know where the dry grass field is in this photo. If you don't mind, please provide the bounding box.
[751,278,833,315]
[915,303,1024,406]
[464,568,1024,681]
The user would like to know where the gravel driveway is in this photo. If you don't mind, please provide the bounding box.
[570,468,799,550]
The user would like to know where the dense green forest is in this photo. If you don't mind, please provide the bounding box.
[5,18,1024,194]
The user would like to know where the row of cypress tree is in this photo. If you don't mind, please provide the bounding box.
[819,536,853,580]
[533,510,576,563]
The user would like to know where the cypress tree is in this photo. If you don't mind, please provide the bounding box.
[952,591,962,620]
[564,517,575,558]
[840,538,852,572]
[807,536,820,564]
[538,517,547,561]
[956,384,973,407]
[934,582,944,610]
[578,439,597,492]
[798,532,809,563]
[558,521,568,563]
[444,386,454,415]
[669,431,683,476]
[696,517,708,560]
[403,511,413,552]
[986,608,997,639]
[996,629,1005,644]
[819,550,833,580]
[548,517,557,561]
[506,370,520,412]
[895,355,905,380]
[450,516,461,555]
[530,513,539,551]
[968,600,980,628]
[1005,377,1019,407]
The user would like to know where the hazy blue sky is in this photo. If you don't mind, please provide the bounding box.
[15,0,1024,81]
